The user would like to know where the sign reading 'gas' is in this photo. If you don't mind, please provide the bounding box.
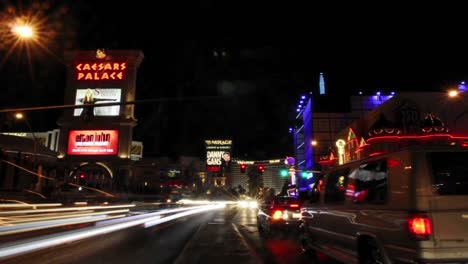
[75,62,128,81]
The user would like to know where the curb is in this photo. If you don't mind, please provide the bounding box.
[173,222,206,264]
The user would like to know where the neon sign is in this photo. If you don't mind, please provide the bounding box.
[67,130,119,155]
[206,151,224,166]
[205,140,232,145]
[75,62,127,81]
[336,139,346,165]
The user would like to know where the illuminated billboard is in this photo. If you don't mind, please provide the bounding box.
[205,140,232,173]
[75,61,127,81]
[67,130,119,155]
[74,88,121,117]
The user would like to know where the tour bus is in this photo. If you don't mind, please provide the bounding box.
[299,144,468,263]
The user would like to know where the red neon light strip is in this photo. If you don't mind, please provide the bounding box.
[367,134,468,143]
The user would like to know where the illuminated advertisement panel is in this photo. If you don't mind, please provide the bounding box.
[74,88,121,116]
[205,139,232,173]
[67,130,119,155]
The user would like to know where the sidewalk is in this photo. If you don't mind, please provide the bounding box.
[174,221,259,264]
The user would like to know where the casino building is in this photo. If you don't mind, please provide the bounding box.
[55,49,144,192]
[292,81,468,192]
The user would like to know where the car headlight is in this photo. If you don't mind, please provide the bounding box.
[239,201,249,208]
[248,201,258,208]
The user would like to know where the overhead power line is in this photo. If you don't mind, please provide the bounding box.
[0,95,232,113]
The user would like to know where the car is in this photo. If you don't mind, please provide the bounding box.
[257,195,302,236]
[299,144,468,263]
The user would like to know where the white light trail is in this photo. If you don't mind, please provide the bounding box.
[1,210,95,223]
[94,205,216,227]
[0,215,110,236]
[0,204,135,215]
[176,199,237,206]
[0,209,129,235]
[0,204,224,260]
[144,204,224,228]
[0,203,62,209]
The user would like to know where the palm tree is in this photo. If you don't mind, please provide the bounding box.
[247,166,263,197]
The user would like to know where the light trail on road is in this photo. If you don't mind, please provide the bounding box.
[0,209,130,235]
[0,203,62,209]
[0,204,135,215]
[0,204,225,260]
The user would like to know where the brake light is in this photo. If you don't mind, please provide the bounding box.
[289,203,300,208]
[408,215,433,239]
[272,210,283,220]
[317,179,324,192]
[353,189,369,203]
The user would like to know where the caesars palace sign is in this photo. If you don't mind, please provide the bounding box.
[73,48,129,81]
[75,62,128,81]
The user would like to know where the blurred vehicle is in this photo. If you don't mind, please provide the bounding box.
[167,193,182,203]
[238,197,258,208]
[149,194,170,203]
[300,145,468,263]
[257,195,302,235]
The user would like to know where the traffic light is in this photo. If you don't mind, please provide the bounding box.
[301,170,314,179]
[258,165,265,172]
[280,168,289,177]
[240,164,247,173]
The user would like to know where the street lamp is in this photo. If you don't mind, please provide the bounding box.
[12,24,35,39]
[15,112,42,191]
[14,113,38,172]
[3,16,43,67]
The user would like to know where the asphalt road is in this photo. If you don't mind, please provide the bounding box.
[2,206,339,264]
[2,209,220,264]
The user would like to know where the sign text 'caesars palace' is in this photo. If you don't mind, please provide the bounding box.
[75,62,127,81]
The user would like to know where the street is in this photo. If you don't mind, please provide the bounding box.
[1,205,336,264]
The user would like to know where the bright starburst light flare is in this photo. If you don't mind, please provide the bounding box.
[11,24,34,38]
[0,4,63,69]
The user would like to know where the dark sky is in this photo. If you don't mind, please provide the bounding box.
[1,1,468,160]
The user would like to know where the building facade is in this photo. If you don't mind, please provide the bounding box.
[292,91,393,190]
[0,134,58,194]
[231,159,289,196]
[334,91,468,151]
[56,49,144,193]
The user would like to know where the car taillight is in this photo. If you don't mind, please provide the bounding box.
[272,210,283,220]
[408,215,433,240]
[289,203,300,208]
[317,179,324,192]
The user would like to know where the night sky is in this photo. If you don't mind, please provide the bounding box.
[1,1,468,160]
